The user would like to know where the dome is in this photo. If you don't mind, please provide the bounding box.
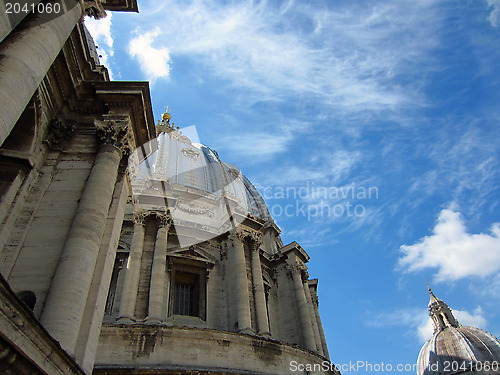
[417,326,500,375]
[417,290,500,375]
[128,118,271,247]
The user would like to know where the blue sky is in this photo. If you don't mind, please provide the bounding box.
[87,0,500,373]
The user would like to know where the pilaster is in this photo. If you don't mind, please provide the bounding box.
[145,211,172,323]
[118,211,148,322]
[228,229,253,334]
[304,281,323,355]
[287,262,317,352]
[312,295,329,359]
[250,239,270,336]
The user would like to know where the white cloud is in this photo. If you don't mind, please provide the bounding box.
[219,131,293,160]
[129,28,171,83]
[398,209,500,282]
[418,306,487,342]
[455,308,487,328]
[369,307,429,342]
[130,0,441,114]
[85,14,114,78]
[370,306,487,343]
[488,0,500,27]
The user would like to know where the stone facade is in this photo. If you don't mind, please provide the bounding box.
[0,1,336,374]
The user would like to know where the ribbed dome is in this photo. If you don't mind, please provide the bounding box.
[417,326,500,375]
[128,119,271,247]
[417,289,500,375]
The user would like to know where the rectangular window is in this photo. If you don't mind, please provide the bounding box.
[173,272,199,317]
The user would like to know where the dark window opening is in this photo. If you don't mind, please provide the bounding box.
[173,272,199,317]
[438,314,446,328]
[104,252,128,316]
[17,290,36,311]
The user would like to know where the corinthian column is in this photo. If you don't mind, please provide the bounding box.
[0,0,107,146]
[229,231,252,334]
[289,263,316,352]
[304,281,323,355]
[118,211,148,322]
[250,237,270,336]
[40,116,132,355]
[145,211,172,323]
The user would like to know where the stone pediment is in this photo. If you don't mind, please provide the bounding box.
[168,246,217,265]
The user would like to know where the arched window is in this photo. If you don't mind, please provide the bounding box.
[438,314,446,328]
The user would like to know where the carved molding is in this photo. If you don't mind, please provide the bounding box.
[181,147,200,158]
[95,116,133,155]
[45,117,75,150]
[286,262,308,281]
[80,0,106,19]
[168,129,191,144]
[234,228,262,244]
[263,220,274,229]
[176,200,214,217]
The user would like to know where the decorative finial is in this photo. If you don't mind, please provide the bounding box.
[162,106,171,122]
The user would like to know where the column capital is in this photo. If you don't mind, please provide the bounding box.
[234,228,262,244]
[234,229,247,242]
[156,211,173,229]
[133,211,149,226]
[286,262,308,281]
[95,115,134,155]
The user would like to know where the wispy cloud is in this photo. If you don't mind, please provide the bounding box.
[410,127,499,209]
[488,0,500,27]
[256,149,363,186]
[369,305,487,343]
[127,0,441,115]
[398,208,500,282]
[129,28,171,83]
[85,13,114,78]
[218,131,294,160]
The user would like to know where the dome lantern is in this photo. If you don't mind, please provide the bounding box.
[427,287,460,332]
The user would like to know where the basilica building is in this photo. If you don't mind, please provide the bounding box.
[0,1,335,374]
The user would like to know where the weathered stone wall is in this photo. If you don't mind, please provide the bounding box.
[104,216,330,362]
[95,325,334,375]
[4,133,96,318]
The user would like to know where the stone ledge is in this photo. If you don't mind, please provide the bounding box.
[95,324,335,375]
[0,273,85,375]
